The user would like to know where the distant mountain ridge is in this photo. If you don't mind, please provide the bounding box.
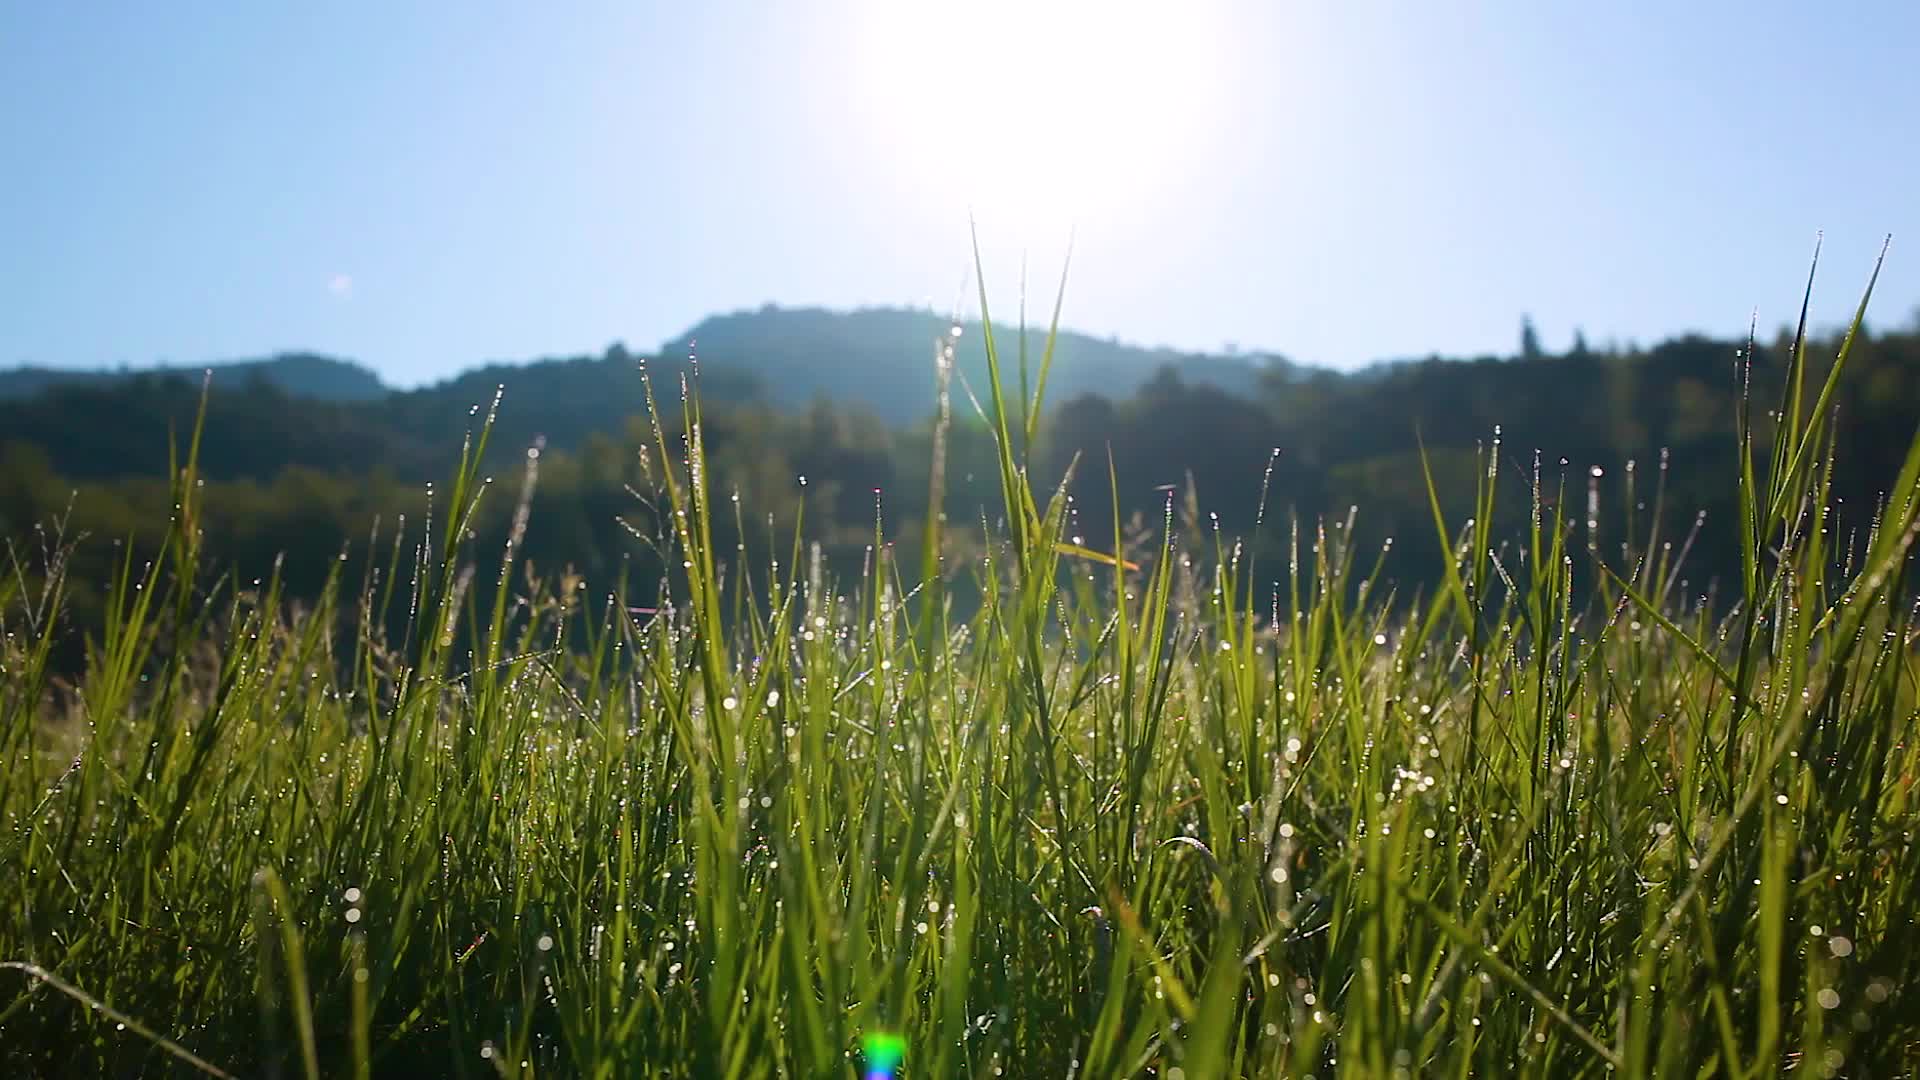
[0,307,1275,486]
[0,306,1276,423]
[658,304,1277,422]
[0,352,391,402]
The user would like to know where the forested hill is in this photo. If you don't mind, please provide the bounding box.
[661,304,1272,420]
[2,306,1917,628]
[0,352,390,402]
[0,304,1271,428]
[0,303,1276,484]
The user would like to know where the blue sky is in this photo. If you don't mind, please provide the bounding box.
[3,2,1915,384]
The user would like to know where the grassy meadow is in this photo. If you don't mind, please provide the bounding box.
[3,257,1919,1077]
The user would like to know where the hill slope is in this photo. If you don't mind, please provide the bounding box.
[0,352,390,402]
[660,304,1274,423]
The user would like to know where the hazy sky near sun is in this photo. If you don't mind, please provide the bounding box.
[3,2,1916,384]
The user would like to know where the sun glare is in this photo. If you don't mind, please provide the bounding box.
[857,0,1225,243]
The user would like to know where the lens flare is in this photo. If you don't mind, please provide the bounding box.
[862,1031,906,1078]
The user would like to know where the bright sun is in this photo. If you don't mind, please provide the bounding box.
[856,0,1226,243]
